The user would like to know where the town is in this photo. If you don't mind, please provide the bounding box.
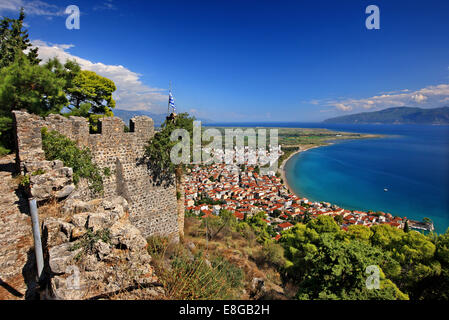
[183,151,421,240]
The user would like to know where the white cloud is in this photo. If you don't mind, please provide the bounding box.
[324,83,449,112]
[411,93,427,103]
[93,1,117,11]
[30,40,168,113]
[335,103,352,111]
[0,0,64,16]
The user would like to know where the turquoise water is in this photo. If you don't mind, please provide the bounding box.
[283,124,449,234]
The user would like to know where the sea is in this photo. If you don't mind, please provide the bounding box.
[206,122,449,234]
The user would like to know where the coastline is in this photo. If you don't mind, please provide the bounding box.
[279,144,323,196]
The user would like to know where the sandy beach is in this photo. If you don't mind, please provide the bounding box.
[279,145,321,196]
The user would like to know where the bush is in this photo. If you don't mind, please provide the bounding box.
[259,242,287,269]
[19,174,30,187]
[236,222,257,243]
[31,168,46,176]
[0,145,9,156]
[41,127,104,193]
[0,116,13,155]
[103,167,111,176]
[70,228,111,261]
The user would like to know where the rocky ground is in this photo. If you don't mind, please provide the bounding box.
[41,196,164,300]
[0,155,36,300]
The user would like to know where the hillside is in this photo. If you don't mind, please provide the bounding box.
[323,106,449,124]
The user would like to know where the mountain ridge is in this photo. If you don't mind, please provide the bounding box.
[323,106,449,124]
[112,109,167,128]
[113,109,211,128]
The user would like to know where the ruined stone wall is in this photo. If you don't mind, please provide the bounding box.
[12,111,179,240]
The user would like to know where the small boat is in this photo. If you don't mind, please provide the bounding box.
[384,188,388,192]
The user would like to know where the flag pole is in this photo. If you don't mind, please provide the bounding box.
[167,81,171,115]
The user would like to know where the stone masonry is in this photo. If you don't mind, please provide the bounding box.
[12,111,179,240]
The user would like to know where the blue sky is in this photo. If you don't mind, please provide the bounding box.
[1,0,449,122]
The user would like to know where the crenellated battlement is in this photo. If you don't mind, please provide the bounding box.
[12,110,178,240]
[12,111,155,165]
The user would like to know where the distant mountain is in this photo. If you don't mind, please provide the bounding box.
[112,109,167,128]
[113,109,212,128]
[323,106,449,124]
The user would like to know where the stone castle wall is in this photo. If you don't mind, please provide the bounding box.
[12,111,179,240]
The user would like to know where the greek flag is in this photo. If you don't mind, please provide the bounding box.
[169,91,176,111]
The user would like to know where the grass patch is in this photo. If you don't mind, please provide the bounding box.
[31,168,46,176]
[147,235,244,300]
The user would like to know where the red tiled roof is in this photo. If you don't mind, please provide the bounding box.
[278,222,293,229]
[233,212,245,220]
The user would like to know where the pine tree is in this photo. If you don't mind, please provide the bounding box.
[0,54,67,115]
[0,53,67,152]
[404,220,410,233]
[0,8,40,69]
[0,8,43,153]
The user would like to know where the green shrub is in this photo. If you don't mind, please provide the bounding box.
[0,116,13,155]
[0,145,10,156]
[259,242,287,268]
[103,167,111,177]
[19,174,30,187]
[41,127,104,193]
[70,228,111,261]
[31,168,46,176]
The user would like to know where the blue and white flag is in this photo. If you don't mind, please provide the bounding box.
[169,91,176,111]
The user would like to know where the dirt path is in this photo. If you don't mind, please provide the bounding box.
[0,155,36,300]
